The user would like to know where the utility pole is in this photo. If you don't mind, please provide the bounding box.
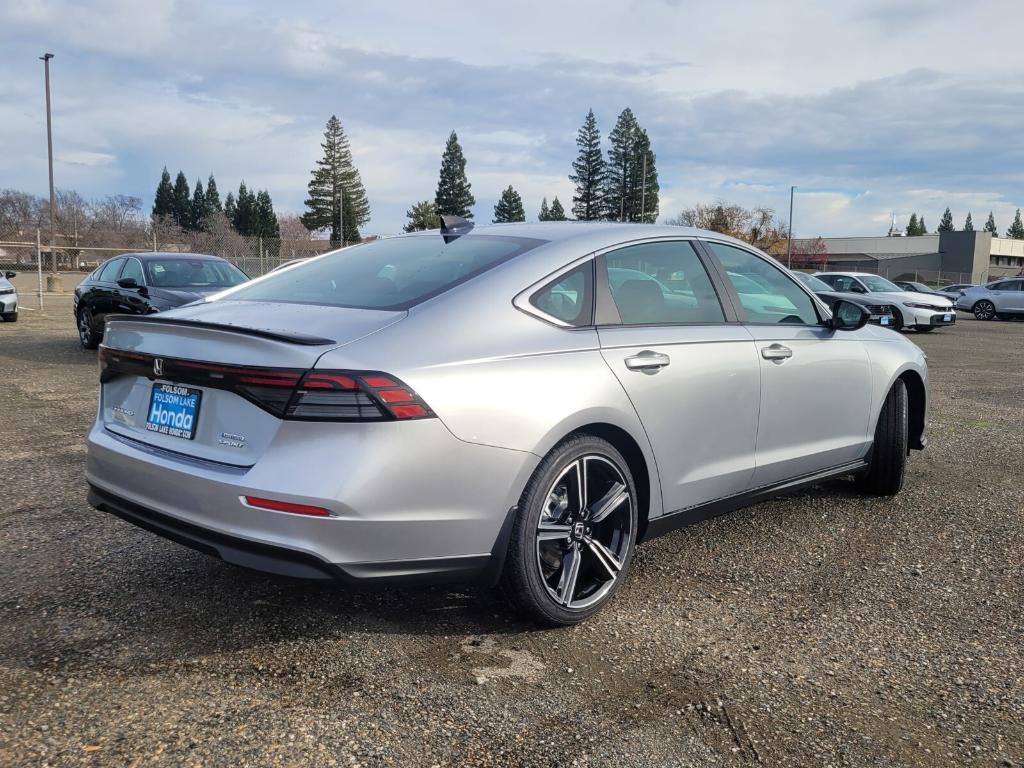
[786,185,796,269]
[40,53,56,273]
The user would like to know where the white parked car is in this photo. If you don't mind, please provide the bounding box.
[0,270,18,322]
[814,272,955,333]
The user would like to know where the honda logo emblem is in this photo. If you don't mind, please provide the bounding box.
[153,358,164,377]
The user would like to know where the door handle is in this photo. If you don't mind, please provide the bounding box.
[761,343,793,362]
[624,351,671,371]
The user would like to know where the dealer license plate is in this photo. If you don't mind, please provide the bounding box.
[145,383,202,440]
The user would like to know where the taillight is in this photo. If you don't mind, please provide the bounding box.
[242,496,332,517]
[98,346,433,423]
[287,370,434,422]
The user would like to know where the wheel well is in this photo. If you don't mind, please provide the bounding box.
[899,371,926,450]
[573,423,653,540]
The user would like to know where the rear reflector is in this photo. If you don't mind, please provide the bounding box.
[243,496,332,517]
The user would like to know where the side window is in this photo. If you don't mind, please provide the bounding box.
[97,258,125,282]
[530,261,593,327]
[604,241,725,325]
[119,258,145,284]
[707,242,820,325]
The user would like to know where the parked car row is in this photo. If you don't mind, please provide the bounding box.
[0,270,17,322]
[810,272,955,332]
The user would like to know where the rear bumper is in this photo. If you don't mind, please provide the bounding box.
[88,483,498,584]
[86,417,537,584]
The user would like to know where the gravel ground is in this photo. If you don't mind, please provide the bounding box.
[1,299,1022,767]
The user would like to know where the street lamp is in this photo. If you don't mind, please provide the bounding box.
[786,185,796,269]
[40,53,56,273]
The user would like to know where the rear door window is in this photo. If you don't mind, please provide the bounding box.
[224,234,546,310]
[603,241,725,325]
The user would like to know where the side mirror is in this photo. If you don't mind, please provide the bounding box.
[117,277,139,289]
[829,299,869,331]
[4,271,15,279]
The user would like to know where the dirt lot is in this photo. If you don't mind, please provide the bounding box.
[1,299,1022,767]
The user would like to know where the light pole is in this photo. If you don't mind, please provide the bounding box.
[40,53,56,273]
[786,185,796,269]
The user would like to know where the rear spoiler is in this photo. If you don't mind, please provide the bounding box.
[104,314,337,346]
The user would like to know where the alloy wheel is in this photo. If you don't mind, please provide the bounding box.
[534,455,633,610]
[78,309,93,346]
[973,300,996,321]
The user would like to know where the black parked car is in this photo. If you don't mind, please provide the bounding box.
[791,271,896,328]
[74,252,248,349]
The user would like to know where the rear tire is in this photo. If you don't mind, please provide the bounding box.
[78,307,102,349]
[500,434,638,626]
[856,379,908,496]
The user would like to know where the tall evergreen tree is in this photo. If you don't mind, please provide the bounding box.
[224,192,237,225]
[1007,208,1024,239]
[918,216,927,234]
[434,131,475,219]
[171,170,192,229]
[190,179,207,231]
[549,197,567,221]
[604,108,639,221]
[403,200,441,232]
[984,211,998,234]
[301,115,371,246]
[938,206,954,232]
[493,185,526,223]
[569,109,605,221]
[905,213,919,236]
[205,174,222,213]
[538,197,551,222]
[254,190,280,239]
[630,128,659,223]
[232,182,258,236]
[963,212,974,231]
[152,167,174,220]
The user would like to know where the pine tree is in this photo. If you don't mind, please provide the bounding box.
[224,192,237,225]
[403,200,440,232]
[549,197,567,221]
[152,167,174,220]
[604,108,639,221]
[205,174,222,213]
[434,131,475,218]
[171,171,192,229]
[254,190,279,239]
[569,109,605,221]
[190,179,207,232]
[1007,208,1024,239]
[963,212,974,232]
[301,115,371,246]
[538,197,550,222]
[905,213,919,236]
[938,206,954,232]
[631,128,659,223]
[232,182,258,235]
[918,216,927,234]
[493,185,526,223]
[984,211,998,234]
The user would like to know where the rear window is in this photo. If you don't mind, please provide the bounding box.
[146,258,248,288]
[224,234,546,310]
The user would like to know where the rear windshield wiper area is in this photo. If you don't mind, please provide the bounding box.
[104,314,337,346]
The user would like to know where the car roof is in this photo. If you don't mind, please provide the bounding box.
[113,252,223,261]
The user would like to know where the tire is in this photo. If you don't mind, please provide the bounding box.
[856,379,908,496]
[915,326,935,333]
[973,300,996,321]
[2,312,16,322]
[77,307,102,349]
[499,434,638,626]
[890,310,904,332]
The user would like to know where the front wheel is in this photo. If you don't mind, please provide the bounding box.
[2,312,16,323]
[973,300,996,321]
[500,435,638,626]
[856,379,908,496]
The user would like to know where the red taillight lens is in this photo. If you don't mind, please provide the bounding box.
[286,370,434,422]
[243,496,332,517]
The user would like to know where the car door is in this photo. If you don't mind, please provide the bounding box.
[991,280,1024,312]
[704,241,873,487]
[113,257,150,315]
[596,239,760,514]
[86,257,126,318]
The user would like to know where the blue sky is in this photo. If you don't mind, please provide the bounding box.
[1,0,1023,237]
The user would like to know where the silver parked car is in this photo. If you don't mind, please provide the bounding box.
[87,222,929,625]
[0,270,18,322]
[954,278,1024,320]
[814,272,955,332]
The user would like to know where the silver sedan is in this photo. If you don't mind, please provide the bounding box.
[86,222,929,625]
[954,278,1024,320]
